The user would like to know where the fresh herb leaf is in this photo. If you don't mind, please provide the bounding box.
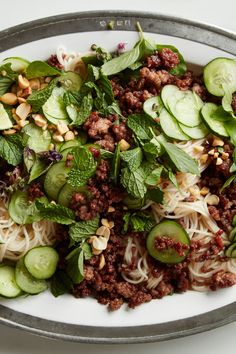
[69,217,100,243]
[0,63,18,80]
[123,213,131,233]
[167,170,179,188]
[0,134,24,166]
[73,93,93,127]
[159,140,200,176]
[143,136,164,157]
[127,113,157,141]
[0,77,13,96]
[81,242,93,260]
[101,44,140,76]
[27,83,54,112]
[100,149,114,159]
[28,157,51,183]
[26,61,61,79]
[67,169,91,188]
[51,270,73,297]
[99,73,114,104]
[104,101,124,118]
[230,148,236,173]
[225,119,236,146]
[120,147,143,171]
[130,212,156,232]
[145,166,163,186]
[35,199,75,225]
[121,167,147,199]
[146,187,164,203]
[66,248,84,284]
[23,147,36,172]
[86,64,100,81]
[156,44,187,76]
[111,143,121,184]
[220,174,236,192]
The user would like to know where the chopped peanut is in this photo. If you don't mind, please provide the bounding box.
[200,154,208,164]
[193,146,204,153]
[32,114,47,128]
[98,254,106,270]
[213,152,219,158]
[29,78,40,90]
[57,121,69,135]
[221,152,229,160]
[64,131,75,141]
[96,226,110,239]
[3,129,17,135]
[108,206,115,213]
[216,157,223,166]
[52,132,64,142]
[212,137,224,147]
[0,93,18,105]
[208,149,215,155]
[119,139,130,151]
[18,74,30,89]
[206,194,220,206]
[16,102,31,120]
[200,187,210,196]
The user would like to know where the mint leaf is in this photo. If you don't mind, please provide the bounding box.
[73,93,93,127]
[120,147,143,171]
[121,167,147,199]
[145,166,163,186]
[0,134,24,166]
[111,143,121,184]
[35,200,75,225]
[143,136,163,157]
[130,212,156,232]
[127,113,157,140]
[159,140,200,176]
[51,270,73,297]
[26,61,61,79]
[27,83,54,112]
[69,216,100,243]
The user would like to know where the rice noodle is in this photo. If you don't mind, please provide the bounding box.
[122,139,236,291]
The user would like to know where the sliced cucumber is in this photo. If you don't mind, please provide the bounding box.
[0,265,22,298]
[179,122,209,139]
[0,103,13,130]
[42,87,70,124]
[61,147,74,161]
[58,184,88,207]
[229,227,236,241]
[203,58,236,97]
[225,242,236,258]
[146,220,190,264]
[44,161,71,201]
[160,84,179,108]
[159,108,190,140]
[60,139,81,152]
[24,246,59,280]
[2,57,30,72]
[15,258,47,294]
[55,72,83,92]
[201,102,229,137]
[143,96,163,119]
[22,123,51,153]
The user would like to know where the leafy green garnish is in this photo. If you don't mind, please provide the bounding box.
[156,44,187,76]
[67,146,97,188]
[146,188,164,203]
[120,147,143,171]
[0,77,14,96]
[51,270,73,297]
[73,93,93,127]
[230,148,236,173]
[121,167,147,199]
[145,166,163,186]
[69,217,100,244]
[28,157,51,183]
[220,174,236,192]
[123,211,156,233]
[35,199,75,225]
[66,248,84,284]
[111,143,121,184]
[0,134,24,166]
[26,61,61,79]
[159,139,200,176]
[127,113,157,140]
[27,83,54,112]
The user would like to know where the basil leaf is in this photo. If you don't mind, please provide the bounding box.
[35,200,75,225]
[101,44,140,76]
[99,73,114,104]
[146,187,164,203]
[28,157,51,183]
[127,113,157,140]
[168,170,179,188]
[121,167,147,199]
[27,83,54,112]
[0,134,24,166]
[0,77,13,96]
[220,174,236,192]
[156,44,187,76]
[26,61,61,79]
[51,270,73,297]
[120,147,143,171]
[73,93,93,127]
[66,248,84,284]
[69,217,100,243]
[145,166,163,186]
[225,119,236,146]
[159,140,200,176]
[81,242,93,260]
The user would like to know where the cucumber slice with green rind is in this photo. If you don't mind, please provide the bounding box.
[179,122,209,139]
[143,96,163,119]
[2,57,30,72]
[203,58,236,97]
[44,161,71,201]
[201,102,229,137]
[59,139,81,152]
[15,258,47,294]
[0,103,13,130]
[55,72,83,92]
[58,183,89,207]
[160,108,190,140]
[146,220,190,264]
[0,265,22,298]
[24,246,59,280]
[160,84,179,108]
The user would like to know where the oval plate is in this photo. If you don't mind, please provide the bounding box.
[0,10,236,344]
